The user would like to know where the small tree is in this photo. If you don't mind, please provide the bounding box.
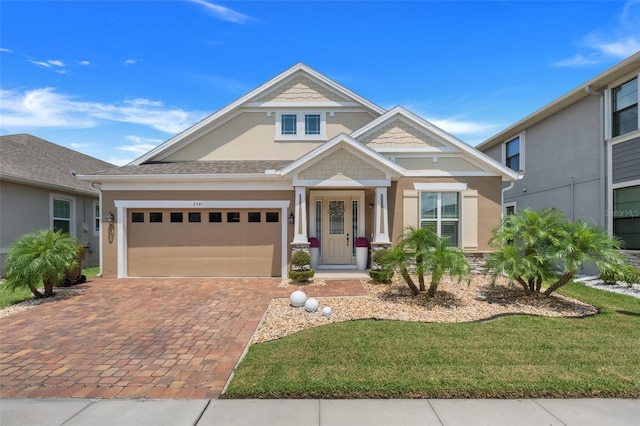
[487,208,626,296]
[5,229,81,298]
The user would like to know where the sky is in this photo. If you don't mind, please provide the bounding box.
[1,0,640,166]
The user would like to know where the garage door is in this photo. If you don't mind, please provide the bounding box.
[126,209,282,277]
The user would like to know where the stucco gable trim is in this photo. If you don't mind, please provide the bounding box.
[352,106,519,182]
[129,63,385,166]
[278,133,406,179]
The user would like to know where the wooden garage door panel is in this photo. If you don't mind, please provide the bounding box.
[127,209,281,277]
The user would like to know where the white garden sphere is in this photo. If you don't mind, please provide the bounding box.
[322,306,332,318]
[304,298,319,312]
[290,290,307,308]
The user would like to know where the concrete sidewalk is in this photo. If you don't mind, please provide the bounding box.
[1,398,638,425]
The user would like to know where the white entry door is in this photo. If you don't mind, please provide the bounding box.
[323,198,352,264]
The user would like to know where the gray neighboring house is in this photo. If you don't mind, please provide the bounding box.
[0,134,114,276]
[478,51,640,266]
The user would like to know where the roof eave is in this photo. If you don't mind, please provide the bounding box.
[75,172,287,183]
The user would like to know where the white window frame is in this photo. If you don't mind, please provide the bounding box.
[504,202,517,217]
[275,111,326,141]
[419,191,461,247]
[93,200,101,237]
[501,132,525,172]
[605,73,640,141]
[50,193,76,237]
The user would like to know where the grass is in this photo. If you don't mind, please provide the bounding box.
[0,266,101,309]
[224,282,640,399]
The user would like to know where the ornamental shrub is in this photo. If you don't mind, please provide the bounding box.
[289,250,314,282]
[291,250,311,269]
[369,248,394,284]
[600,264,640,286]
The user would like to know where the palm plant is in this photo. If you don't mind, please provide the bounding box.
[424,236,471,297]
[380,226,471,297]
[487,208,626,296]
[398,226,438,291]
[4,229,81,298]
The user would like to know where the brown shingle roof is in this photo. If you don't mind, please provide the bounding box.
[89,160,292,176]
[0,134,115,193]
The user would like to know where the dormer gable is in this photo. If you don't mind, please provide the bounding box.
[131,63,384,165]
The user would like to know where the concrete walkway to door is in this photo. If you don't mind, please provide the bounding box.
[0,277,367,399]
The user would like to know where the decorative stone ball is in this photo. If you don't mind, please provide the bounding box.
[290,290,307,307]
[322,306,332,318]
[304,298,319,312]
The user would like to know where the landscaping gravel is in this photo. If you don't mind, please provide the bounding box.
[575,275,640,299]
[253,275,598,343]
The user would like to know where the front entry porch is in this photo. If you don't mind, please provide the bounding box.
[290,187,391,269]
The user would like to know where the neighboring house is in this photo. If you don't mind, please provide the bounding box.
[79,63,518,278]
[0,134,115,275]
[477,51,640,266]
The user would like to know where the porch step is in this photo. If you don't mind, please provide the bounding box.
[314,269,370,280]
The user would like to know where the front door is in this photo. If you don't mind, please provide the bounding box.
[324,198,352,264]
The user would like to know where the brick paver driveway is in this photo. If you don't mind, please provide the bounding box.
[0,277,365,399]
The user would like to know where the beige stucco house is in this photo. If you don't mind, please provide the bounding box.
[0,134,114,275]
[79,63,518,278]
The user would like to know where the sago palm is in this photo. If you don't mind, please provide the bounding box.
[5,229,81,298]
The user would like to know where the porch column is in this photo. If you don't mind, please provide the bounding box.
[293,186,308,243]
[374,187,390,243]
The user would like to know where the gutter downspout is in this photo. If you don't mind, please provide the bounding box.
[501,181,515,219]
[585,85,605,228]
[91,182,103,277]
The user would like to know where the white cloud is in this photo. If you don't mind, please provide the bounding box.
[189,0,255,24]
[554,0,640,66]
[79,60,91,66]
[117,135,163,155]
[0,87,206,134]
[123,59,139,66]
[0,48,12,53]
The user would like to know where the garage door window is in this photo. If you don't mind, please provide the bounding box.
[150,212,163,223]
[227,212,240,223]
[248,212,261,222]
[266,212,279,223]
[132,212,145,222]
[188,212,201,223]
[170,212,183,223]
[209,212,222,222]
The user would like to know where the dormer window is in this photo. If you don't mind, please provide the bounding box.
[281,114,297,135]
[305,114,321,135]
[276,111,326,140]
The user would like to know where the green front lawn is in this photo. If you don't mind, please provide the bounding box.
[0,267,100,310]
[224,282,640,398]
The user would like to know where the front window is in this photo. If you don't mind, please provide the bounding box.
[613,185,640,250]
[612,77,638,137]
[505,137,520,171]
[281,114,297,135]
[53,198,72,234]
[305,114,321,135]
[420,192,460,246]
[276,112,326,139]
